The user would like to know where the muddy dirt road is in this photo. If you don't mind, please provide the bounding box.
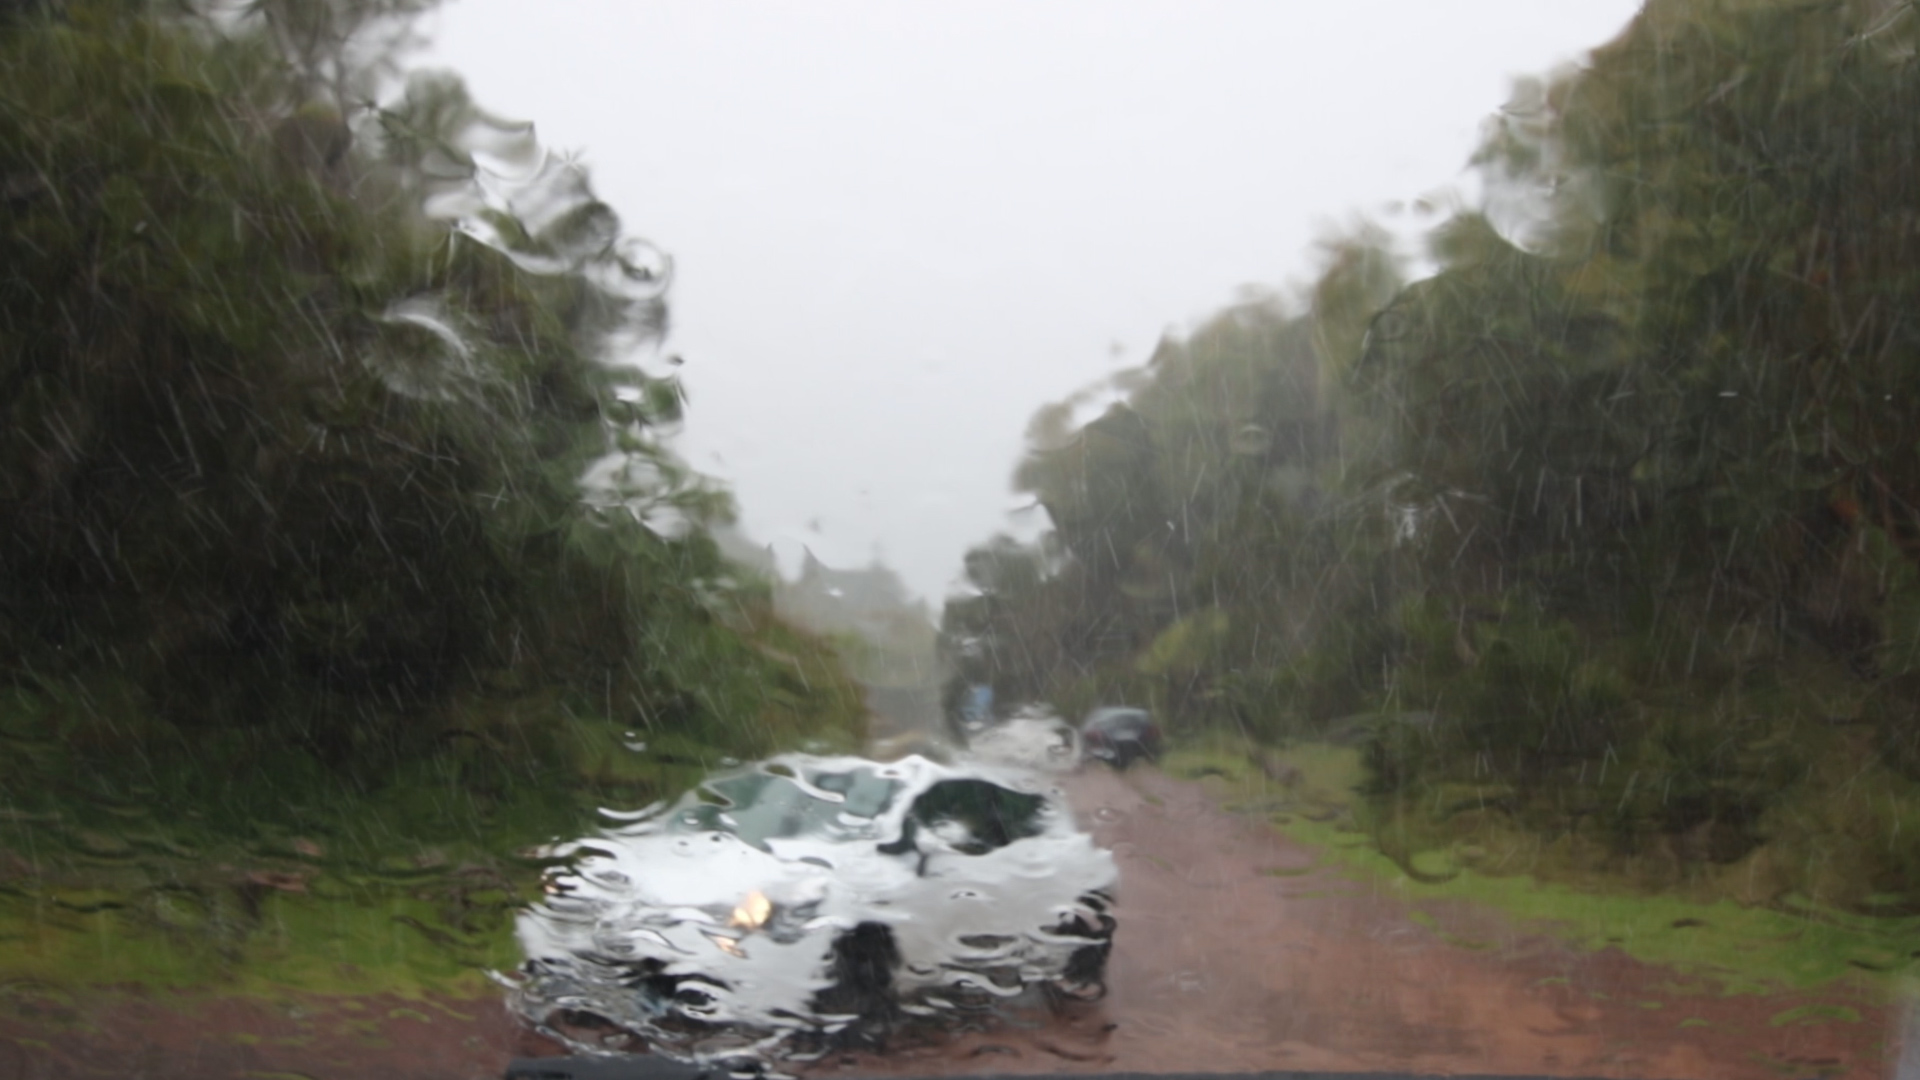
[825,765,1896,1080]
[2,763,1901,1079]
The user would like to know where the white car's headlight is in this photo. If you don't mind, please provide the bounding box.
[730,889,772,930]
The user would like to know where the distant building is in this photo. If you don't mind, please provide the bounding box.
[778,551,942,737]
[782,552,921,638]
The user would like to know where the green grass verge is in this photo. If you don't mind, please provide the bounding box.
[0,885,518,1000]
[0,669,870,1000]
[1164,738,1920,994]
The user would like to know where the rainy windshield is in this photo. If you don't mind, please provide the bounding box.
[5,1,1920,1079]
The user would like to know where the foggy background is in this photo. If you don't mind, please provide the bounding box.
[422,1,1645,602]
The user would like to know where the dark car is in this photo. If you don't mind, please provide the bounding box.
[1079,707,1163,769]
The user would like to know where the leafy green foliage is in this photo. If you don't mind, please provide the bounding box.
[947,0,1920,912]
[943,290,1390,739]
[1348,0,1920,901]
[0,2,864,795]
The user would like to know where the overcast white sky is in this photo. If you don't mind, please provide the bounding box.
[421,1,1643,603]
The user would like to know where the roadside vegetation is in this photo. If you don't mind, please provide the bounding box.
[1162,740,1920,996]
[943,0,1920,959]
[0,0,864,994]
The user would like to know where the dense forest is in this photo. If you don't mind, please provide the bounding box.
[944,0,1920,911]
[0,0,865,838]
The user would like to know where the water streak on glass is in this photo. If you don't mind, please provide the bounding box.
[507,753,1116,1069]
[6,0,1920,1078]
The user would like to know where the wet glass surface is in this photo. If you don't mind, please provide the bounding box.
[6,2,1920,1079]
[509,755,1114,1068]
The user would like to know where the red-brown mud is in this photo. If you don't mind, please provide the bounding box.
[822,767,1897,1080]
[0,982,578,1080]
[1,766,1902,1079]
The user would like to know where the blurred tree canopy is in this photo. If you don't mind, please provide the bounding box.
[943,290,1384,739]
[0,0,863,795]
[946,0,1920,908]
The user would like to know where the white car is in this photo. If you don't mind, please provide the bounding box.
[508,753,1117,1067]
[962,708,1080,773]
